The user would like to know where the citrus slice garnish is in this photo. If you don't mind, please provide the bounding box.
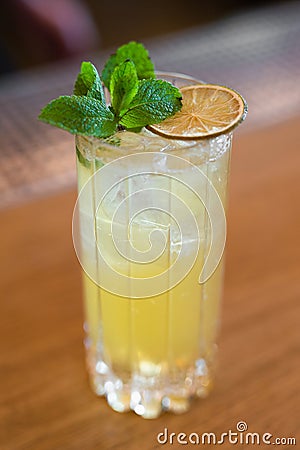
[148,84,247,139]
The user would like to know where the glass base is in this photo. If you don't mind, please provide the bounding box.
[85,344,215,419]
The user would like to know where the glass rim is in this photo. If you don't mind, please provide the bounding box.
[155,70,204,84]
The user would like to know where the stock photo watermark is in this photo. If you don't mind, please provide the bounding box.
[156,421,296,446]
[72,152,226,298]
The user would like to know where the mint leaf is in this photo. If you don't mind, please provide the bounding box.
[102,41,155,88]
[39,95,117,137]
[119,79,182,128]
[116,42,155,79]
[101,54,117,91]
[110,60,138,116]
[74,62,105,103]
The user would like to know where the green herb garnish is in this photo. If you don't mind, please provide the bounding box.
[110,60,139,116]
[39,41,182,138]
[119,79,182,128]
[39,95,117,138]
[101,41,155,88]
[73,61,105,103]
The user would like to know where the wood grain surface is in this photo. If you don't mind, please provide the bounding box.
[0,117,299,449]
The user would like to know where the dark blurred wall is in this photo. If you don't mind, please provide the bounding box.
[0,0,286,74]
[0,0,100,73]
[84,0,284,47]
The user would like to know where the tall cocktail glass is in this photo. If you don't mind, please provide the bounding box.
[73,74,233,418]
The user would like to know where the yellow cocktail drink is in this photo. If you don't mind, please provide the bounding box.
[75,126,231,418]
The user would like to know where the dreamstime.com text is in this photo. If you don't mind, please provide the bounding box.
[157,421,296,446]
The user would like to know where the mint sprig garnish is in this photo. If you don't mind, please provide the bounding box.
[39,96,117,137]
[102,41,155,88]
[119,79,182,128]
[110,60,138,116]
[74,62,105,104]
[39,41,182,139]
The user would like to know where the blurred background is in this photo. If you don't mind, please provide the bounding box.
[0,0,287,73]
[0,0,299,208]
